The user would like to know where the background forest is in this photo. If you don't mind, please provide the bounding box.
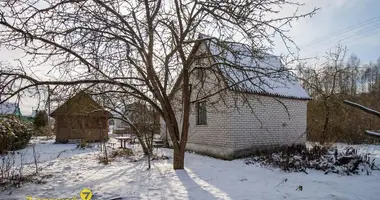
[299,46,380,143]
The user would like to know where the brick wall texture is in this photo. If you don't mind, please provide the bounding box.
[160,43,308,159]
[194,94,306,146]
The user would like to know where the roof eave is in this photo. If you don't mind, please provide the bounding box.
[230,88,312,101]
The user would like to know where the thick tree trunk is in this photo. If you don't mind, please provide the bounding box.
[173,146,185,169]
[321,100,330,144]
[160,67,191,170]
[163,116,185,169]
[321,111,330,143]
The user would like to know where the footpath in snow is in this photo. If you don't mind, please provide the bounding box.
[1,138,380,200]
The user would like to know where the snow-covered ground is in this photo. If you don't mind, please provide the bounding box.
[10,137,98,166]
[1,138,380,200]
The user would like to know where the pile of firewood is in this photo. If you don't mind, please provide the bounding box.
[245,145,378,175]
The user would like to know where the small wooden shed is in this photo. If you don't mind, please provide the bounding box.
[50,92,111,143]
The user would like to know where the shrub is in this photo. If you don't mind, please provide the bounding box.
[103,135,110,142]
[33,111,52,137]
[245,144,376,175]
[97,155,110,164]
[0,116,33,153]
[151,154,170,160]
[33,110,48,129]
[110,148,134,158]
[307,94,380,144]
[76,139,88,149]
[76,139,94,149]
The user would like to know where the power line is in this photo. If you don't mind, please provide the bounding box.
[305,22,380,50]
[301,15,380,47]
[302,29,380,58]
[345,30,380,46]
[300,15,380,48]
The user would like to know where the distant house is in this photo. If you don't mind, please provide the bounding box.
[22,109,43,123]
[50,92,112,143]
[31,110,38,118]
[111,102,160,135]
[160,38,311,159]
[110,114,130,135]
[0,102,22,117]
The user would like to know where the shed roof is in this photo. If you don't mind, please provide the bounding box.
[204,39,311,100]
[50,92,112,117]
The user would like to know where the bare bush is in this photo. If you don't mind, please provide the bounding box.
[110,148,134,159]
[245,145,377,175]
[32,144,40,175]
[0,150,38,191]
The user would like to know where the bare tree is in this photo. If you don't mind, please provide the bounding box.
[93,92,158,167]
[298,45,347,143]
[298,48,380,143]
[0,0,317,169]
[92,91,151,155]
[346,54,360,95]
[127,101,159,169]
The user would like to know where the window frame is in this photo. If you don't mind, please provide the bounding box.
[196,101,207,125]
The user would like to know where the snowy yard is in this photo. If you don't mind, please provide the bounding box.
[1,138,380,200]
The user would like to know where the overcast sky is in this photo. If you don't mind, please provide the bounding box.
[274,0,380,63]
[2,0,380,115]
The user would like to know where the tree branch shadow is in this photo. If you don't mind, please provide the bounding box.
[175,169,219,200]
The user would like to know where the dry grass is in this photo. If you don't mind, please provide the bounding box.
[110,148,134,158]
[97,148,135,165]
[307,93,380,144]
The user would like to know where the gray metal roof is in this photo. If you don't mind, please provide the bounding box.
[205,39,311,100]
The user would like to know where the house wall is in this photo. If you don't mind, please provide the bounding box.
[55,116,109,142]
[160,42,308,159]
[161,94,307,159]
[225,94,307,156]
[56,128,108,142]
[112,118,129,134]
[160,42,235,157]
[180,99,235,159]
[114,118,127,129]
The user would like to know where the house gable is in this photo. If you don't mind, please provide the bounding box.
[161,37,309,159]
[200,38,311,100]
[50,92,109,117]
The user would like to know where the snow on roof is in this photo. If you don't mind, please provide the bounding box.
[0,102,19,115]
[205,40,311,100]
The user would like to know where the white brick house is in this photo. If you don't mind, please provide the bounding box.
[160,38,311,159]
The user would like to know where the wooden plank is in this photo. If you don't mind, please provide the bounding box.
[344,100,380,118]
[365,130,380,139]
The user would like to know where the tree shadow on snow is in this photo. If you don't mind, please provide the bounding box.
[175,170,220,199]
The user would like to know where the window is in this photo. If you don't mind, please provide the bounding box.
[196,69,203,80]
[196,101,207,125]
[109,119,114,126]
[121,121,127,127]
[196,57,202,65]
